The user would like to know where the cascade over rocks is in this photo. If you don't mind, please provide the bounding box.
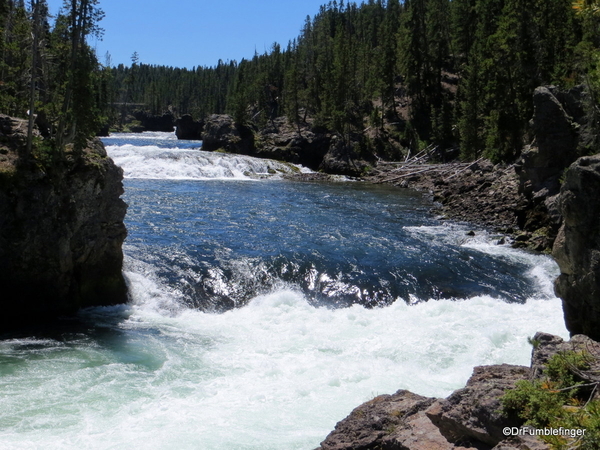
[553,155,600,340]
[0,115,128,328]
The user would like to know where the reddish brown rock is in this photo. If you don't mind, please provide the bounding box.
[317,390,437,450]
[425,365,529,447]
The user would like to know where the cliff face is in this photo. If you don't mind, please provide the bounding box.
[0,116,128,327]
[553,155,600,340]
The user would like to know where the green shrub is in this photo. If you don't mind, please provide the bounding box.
[501,350,600,449]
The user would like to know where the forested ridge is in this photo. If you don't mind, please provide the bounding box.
[3,0,600,162]
[110,0,600,162]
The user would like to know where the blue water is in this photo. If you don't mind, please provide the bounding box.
[125,177,536,311]
[0,132,569,450]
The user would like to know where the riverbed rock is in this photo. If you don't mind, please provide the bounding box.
[553,155,600,340]
[202,114,254,154]
[0,116,128,328]
[175,114,204,140]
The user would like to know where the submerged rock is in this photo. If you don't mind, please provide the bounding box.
[553,155,600,340]
[0,116,128,328]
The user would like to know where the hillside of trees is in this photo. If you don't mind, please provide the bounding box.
[110,0,600,163]
[3,0,600,163]
[0,0,108,154]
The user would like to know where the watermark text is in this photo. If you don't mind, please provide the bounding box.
[503,427,585,438]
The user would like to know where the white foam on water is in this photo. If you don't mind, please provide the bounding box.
[105,143,306,181]
[104,131,181,141]
[0,259,569,450]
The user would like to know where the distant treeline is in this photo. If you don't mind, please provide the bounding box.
[110,0,600,161]
[2,0,599,161]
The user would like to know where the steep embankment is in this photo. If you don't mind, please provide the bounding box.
[0,115,128,328]
[553,155,600,341]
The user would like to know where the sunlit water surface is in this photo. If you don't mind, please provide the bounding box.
[0,132,568,450]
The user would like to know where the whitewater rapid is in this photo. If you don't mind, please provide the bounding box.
[0,132,570,450]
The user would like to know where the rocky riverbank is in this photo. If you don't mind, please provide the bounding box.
[315,85,600,449]
[365,86,588,253]
[0,115,128,329]
[317,332,597,450]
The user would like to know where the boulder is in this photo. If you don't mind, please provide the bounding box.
[553,155,600,340]
[202,114,254,154]
[317,390,448,450]
[317,335,582,450]
[175,114,204,140]
[425,364,529,447]
[0,118,128,328]
[254,117,330,170]
[319,136,373,177]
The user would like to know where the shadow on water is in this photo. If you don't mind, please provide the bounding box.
[0,305,168,374]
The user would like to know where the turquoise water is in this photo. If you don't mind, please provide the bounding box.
[0,133,569,450]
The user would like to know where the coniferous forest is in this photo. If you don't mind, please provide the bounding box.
[0,0,108,153]
[3,0,600,161]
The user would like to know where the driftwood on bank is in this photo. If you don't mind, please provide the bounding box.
[371,151,485,185]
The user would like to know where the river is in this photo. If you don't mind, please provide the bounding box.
[0,132,568,449]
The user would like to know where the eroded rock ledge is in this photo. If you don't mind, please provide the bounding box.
[0,115,128,328]
[317,332,591,450]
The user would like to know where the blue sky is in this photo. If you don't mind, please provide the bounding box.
[45,0,333,69]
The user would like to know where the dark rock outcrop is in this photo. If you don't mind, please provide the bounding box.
[255,117,330,170]
[517,86,583,198]
[553,155,600,340]
[319,135,373,177]
[175,114,204,140]
[513,86,585,251]
[202,114,254,154]
[0,116,128,328]
[133,110,175,132]
[256,117,373,175]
